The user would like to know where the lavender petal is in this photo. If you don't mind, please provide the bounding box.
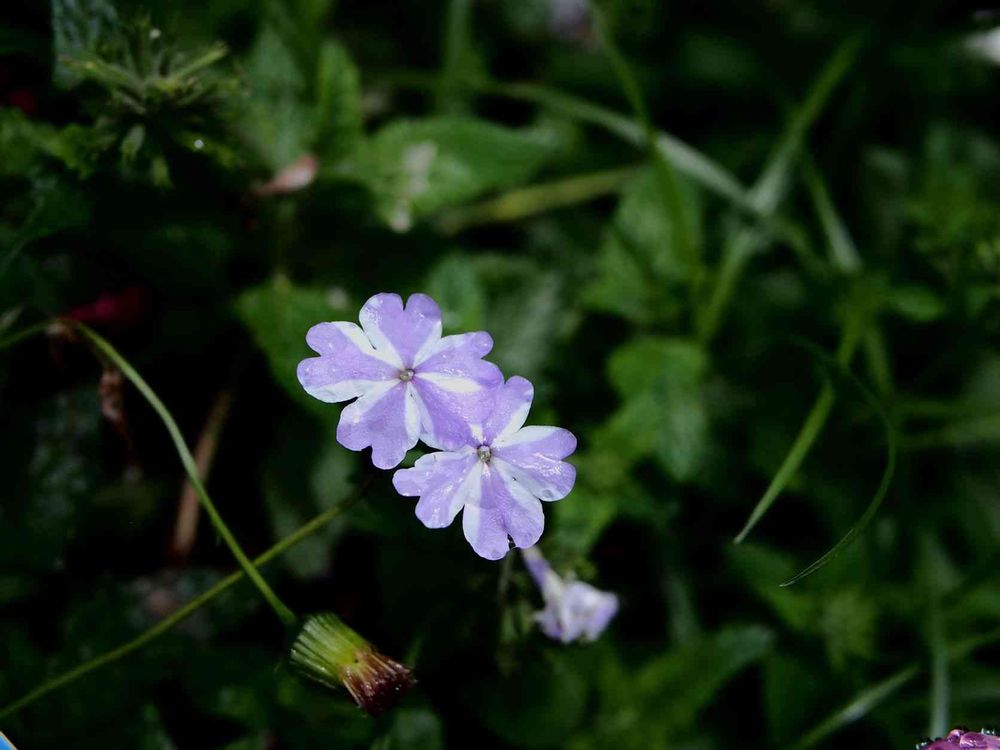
[337,381,420,469]
[359,292,442,368]
[493,426,578,501]
[481,376,534,445]
[392,450,480,529]
[411,332,502,449]
[297,322,399,402]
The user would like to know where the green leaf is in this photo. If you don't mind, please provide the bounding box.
[355,116,564,231]
[575,626,773,749]
[584,168,699,323]
[637,625,774,734]
[0,108,55,176]
[235,276,350,417]
[425,253,488,332]
[264,413,355,578]
[794,665,919,749]
[314,41,364,163]
[240,26,310,170]
[605,337,709,481]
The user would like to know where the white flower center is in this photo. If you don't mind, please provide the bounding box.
[477,444,492,463]
[398,368,415,381]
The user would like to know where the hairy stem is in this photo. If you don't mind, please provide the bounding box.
[75,322,295,625]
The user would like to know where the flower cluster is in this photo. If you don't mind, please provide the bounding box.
[920,730,1000,749]
[298,292,578,560]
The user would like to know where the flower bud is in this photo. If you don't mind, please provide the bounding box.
[289,613,414,715]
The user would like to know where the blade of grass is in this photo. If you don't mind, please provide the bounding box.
[383,70,811,251]
[778,344,896,585]
[802,154,862,274]
[485,80,752,214]
[735,311,866,545]
[697,34,865,343]
[792,665,920,749]
[794,625,1000,749]
[437,0,474,113]
[927,573,950,739]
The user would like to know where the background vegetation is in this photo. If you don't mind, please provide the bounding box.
[3,0,1000,747]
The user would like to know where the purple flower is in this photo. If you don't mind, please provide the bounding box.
[921,730,1000,749]
[297,293,502,469]
[522,546,618,643]
[392,376,577,559]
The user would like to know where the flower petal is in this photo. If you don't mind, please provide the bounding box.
[481,376,534,444]
[297,322,399,402]
[414,330,495,371]
[392,450,480,529]
[411,334,502,449]
[521,546,553,589]
[337,381,420,469]
[493,426,578,501]
[462,464,544,560]
[542,582,619,643]
[461,502,509,561]
[411,380,483,451]
[359,293,442,369]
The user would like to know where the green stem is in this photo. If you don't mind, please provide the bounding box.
[696,35,864,344]
[74,322,296,626]
[0,320,50,352]
[435,166,638,234]
[591,8,698,277]
[0,493,363,721]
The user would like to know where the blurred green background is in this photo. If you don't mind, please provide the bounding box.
[3,0,1000,747]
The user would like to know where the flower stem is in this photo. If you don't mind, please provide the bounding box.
[0,490,364,720]
[435,166,638,234]
[74,322,296,626]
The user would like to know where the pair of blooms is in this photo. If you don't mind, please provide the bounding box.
[296,292,617,641]
[296,291,577,560]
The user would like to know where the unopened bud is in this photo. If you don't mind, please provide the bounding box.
[289,613,414,715]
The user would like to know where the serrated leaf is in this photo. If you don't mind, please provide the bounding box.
[240,26,310,170]
[314,40,363,163]
[356,117,564,231]
[424,253,487,332]
[235,276,349,417]
[51,0,119,87]
[604,337,709,481]
[584,167,699,323]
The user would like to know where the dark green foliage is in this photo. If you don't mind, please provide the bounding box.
[3,0,1000,747]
